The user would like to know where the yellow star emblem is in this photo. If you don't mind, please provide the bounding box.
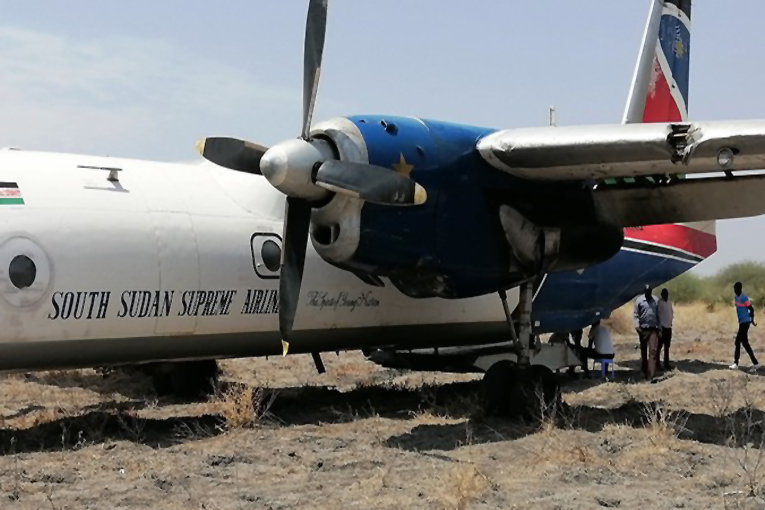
[392,153,414,177]
[675,40,685,58]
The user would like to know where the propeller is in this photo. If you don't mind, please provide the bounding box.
[302,0,328,140]
[198,0,428,346]
[274,0,330,347]
[314,160,427,206]
[195,137,268,174]
[279,197,312,338]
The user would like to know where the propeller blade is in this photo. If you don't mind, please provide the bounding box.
[302,0,328,140]
[279,197,312,342]
[313,160,427,206]
[196,137,268,174]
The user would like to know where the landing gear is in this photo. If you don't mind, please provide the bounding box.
[483,280,560,418]
[482,361,559,418]
[150,360,220,398]
[481,360,516,416]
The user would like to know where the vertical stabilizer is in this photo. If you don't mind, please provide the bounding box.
[622,1,714,254]
[623,0,691,124]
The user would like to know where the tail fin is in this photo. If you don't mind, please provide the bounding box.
[622,0,716,259]
[623,0,691,124]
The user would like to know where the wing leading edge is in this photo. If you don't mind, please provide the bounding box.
[477,120,765,181]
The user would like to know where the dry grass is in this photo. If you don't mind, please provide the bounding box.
[210,384,276,431]
[435,464,491,510]
[606,301,763,365]
[607,301,737,339]
[604,304,634,335]
[5,308,765,508]
[528,392,687,477]
[642,401,688,440]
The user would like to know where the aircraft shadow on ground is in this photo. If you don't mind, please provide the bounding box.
[0,380,481,455]
[616,359,738,376]
[0,400,223,455]
[385,399,765,453]
[25,369,157,400]
[5,371,762,457]
[268,380,482,425]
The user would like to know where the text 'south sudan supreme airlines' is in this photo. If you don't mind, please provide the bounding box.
[0,0,760,392]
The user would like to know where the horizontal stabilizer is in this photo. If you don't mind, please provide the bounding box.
[478,120,765,181]
[593,174,765,227]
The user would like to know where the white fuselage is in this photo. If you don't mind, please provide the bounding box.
[0,149,512,370]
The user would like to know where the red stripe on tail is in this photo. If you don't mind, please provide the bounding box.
[642,61,682,123]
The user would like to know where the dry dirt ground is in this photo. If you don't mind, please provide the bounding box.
[2,304,765,509]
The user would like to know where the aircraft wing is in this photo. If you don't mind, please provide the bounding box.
[477,120,765,181]
[591,173,765,227]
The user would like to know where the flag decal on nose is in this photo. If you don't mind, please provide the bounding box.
[0,182,24,205]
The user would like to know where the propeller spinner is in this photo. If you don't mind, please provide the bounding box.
[197,0,427,344]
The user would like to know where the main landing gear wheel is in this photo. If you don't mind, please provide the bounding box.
[481,363,560,418]
[481,360,517,417]
[515,365,560,417]
[483,280,560,418]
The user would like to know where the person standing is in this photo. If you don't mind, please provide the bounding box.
[731,281,759,371]
[634,284,660,382]
[657,288,674,370]
[570,328,589,377]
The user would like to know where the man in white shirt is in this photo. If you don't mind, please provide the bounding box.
[588,320,614,359]
[657,288,674,371]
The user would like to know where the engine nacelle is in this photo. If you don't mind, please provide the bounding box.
[499,205,623,275]
[309,115,623,299]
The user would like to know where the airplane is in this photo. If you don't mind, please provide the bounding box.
[0,0,760,416]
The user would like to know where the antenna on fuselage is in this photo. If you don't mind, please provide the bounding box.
[549,105,556,127]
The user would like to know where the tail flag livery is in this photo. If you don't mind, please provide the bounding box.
[623,0,715,264]
[624,0,716,274]
[623,0,691,124]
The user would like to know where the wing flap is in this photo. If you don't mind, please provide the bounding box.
[593,174,765,227]
[478,120,765,181]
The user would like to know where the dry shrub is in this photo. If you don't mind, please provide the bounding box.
[604,304,633,335]
[530,390,600,468]
[641,401,688,449]
[329,360,378,381]
[531,429,600,468]
[213,385,275,430]
[708,377,741,419]
[22,406,67,429]
[417,387,482,421]
[708,376,765,501]
[436,464,490,510]
[727,404,765,501]
[589,401,687,473]
[612,402,687,468]
[531,407,599,469]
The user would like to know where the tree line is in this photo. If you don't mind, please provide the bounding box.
[663,261,765,308]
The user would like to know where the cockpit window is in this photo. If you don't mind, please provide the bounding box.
[262,240,282,272]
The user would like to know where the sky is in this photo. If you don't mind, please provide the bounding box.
[0,0,762,275]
